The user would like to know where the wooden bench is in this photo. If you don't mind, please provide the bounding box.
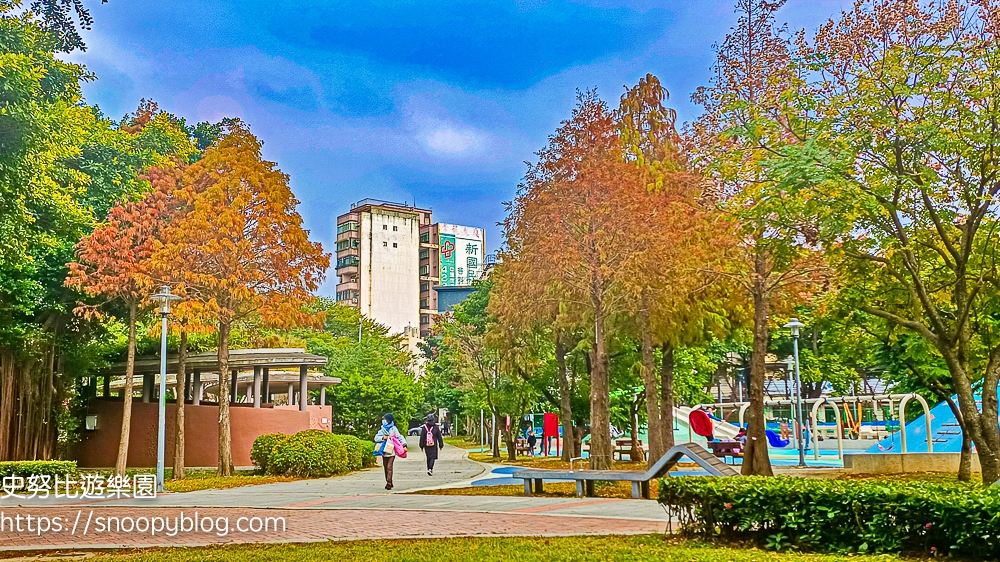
[707,440,743,463]
[513,443,739,499]
[613,439,646,462]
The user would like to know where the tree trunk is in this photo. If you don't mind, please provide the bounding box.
[660,344,676,451]
[946,355,1000,483]
[742,250,773,476]
[555,333,576,460]
[490,410,501,460]
[504,425,517,461]
[114,300,138,477]
[217,321,234,476]
[172,330,188,480]
[640,306,663,467]
[589,305,613,470]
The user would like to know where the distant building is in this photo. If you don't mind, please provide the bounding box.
[335,199,431,347]
[419,223,485,336]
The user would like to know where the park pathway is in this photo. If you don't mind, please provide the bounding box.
[1,438,670,551]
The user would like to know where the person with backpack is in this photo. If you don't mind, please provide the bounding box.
[374,413,405,490]
[418,413,444,476]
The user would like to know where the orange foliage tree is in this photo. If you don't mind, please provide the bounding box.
[65,188,171,477]
[504,90,651,470]
[155,122,329,476]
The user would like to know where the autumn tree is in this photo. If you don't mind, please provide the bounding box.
[504,91,650,470]
[65,188,170,476]
[688,0,826,476]
[617,75,734,465]
[156,122,329,476]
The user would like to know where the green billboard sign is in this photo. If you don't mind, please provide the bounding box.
[439,233,457,286]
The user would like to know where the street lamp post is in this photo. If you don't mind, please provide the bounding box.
[150,286,181,492]
[784,318,807,468]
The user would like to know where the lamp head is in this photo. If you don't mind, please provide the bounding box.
[783,317,805,337]
[150,286,181,315]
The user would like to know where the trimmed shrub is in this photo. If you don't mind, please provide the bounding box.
[335,434,377,470]
[0,460,77,481]
[659,476,1000,558]
[250,433,290,474]
[268,430,348,477]
[253,430,375,477]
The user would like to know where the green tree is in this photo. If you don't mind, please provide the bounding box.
[771,0,1000,481]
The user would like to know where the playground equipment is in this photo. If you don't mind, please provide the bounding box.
[694,393,932,459]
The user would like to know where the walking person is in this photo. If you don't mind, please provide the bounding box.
[527,430,537,457]
[419,413,444,476]
[374,413,404,490]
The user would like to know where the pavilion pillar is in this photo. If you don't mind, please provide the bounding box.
[230,369,238,403]
[320,385,326,406]
[142,374,153,403]
[253,366,261,408]
[103,375,111,398]
[192,370,201,405]
[261,368,270,404]
[299,365,308,412]
[183,372,191,402]
[287,383,294,405]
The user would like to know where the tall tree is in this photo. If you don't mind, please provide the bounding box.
[65,189,170,475]
[773,0,1000,481]
[504,91,649,470]
[689,0,826,476]
[156,122,329,476]
[618,74,734,465]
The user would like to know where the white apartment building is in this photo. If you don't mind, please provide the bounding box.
[335,199,431,342]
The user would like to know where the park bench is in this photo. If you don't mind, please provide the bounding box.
[515,438,533,455]
[513,443,739,499]
[707,440,743,464]
[613,439,646,462]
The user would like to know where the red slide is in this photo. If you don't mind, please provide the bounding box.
[689,409,714,438]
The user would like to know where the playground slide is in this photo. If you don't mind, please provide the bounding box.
[674,406,741,440]
[765,429,790,448]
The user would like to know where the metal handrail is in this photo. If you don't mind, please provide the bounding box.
[569,456,585,472]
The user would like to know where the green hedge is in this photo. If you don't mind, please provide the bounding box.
[659,476,1000,558]
[0,460,77,480]
[250,433,289,474]
[252,430,374,478]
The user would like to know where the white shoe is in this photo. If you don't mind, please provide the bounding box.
[428,469,433,476]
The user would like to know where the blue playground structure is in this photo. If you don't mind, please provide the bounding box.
[867,395,967,454]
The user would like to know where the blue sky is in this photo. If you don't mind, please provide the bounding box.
[71,0,845,296]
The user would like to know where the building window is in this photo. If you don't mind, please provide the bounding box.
[336,238,359,251]
[393,225,398,231]
[420,265,429,275]
[336,256,359,269]
[392,242,397,248]
[336,221,359,235]
[420,282,429,292]
[383,224,388,230]
[419,232,430,243]
[420,298,429,308]
[336,290,358,302]
[419,249,429,259]
[382,241,387,247]
[421,314,430,324]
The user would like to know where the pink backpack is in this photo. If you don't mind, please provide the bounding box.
[425,426,435,447]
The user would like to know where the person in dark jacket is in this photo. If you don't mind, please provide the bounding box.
[418,413,445,476]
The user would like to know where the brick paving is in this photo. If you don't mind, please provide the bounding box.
[0,506,668,550]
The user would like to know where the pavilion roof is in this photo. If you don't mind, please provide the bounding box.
[100,348,329,375]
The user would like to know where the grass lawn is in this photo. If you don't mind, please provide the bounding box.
[443,436,485,450]
[81,535,907,562]
[122,468,300,493]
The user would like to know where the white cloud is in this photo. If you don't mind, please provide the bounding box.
[424,126,482,154]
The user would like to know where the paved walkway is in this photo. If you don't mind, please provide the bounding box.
[1,438,670,550]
